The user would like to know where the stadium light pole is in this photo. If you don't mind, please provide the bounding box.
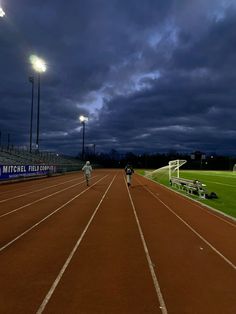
[30,55,46,151]
[29,76,34,153]
[7,133,10,150]
[0,6,6,147]
[79,115,88,160]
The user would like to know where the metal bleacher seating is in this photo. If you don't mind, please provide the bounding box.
[0,147,84,173]
[170,176,206,198]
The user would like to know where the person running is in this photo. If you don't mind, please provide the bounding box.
[82,161,92,186]
[125,163,134,187]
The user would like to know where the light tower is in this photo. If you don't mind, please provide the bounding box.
[79,115,88,160]
[30,55,47,151]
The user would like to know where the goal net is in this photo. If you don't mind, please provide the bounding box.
[233,164,236,172]
[144,159,187,183]
[168,160,187,180]
[144,165,170,179]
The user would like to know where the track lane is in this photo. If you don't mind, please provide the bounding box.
[136,175,236,264]
[0,175,94,217]
[37,172,162,314]
[0,173,108,251]
[141,174,236,226]
[125,175,167,314]
[0,175,88,214]
[0,170,235,313]
[0,171,110,218]
[0,173,113,313]
[0,172,81,199]
[0,175,84,203]
[130,174,236,313]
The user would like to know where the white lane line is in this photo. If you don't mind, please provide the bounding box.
[0,176,99,219]
[177,192,236,228]
[142,184,236,271]
[36,175,116,314]
[0,176,83,203]
[0,175,76,196]
[0,175,108,253]
[139,174,236,227]
[124,177,168,314]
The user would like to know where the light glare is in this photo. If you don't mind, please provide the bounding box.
[79,115,88,122]
[0,7,5,17]
[30,55,47,73]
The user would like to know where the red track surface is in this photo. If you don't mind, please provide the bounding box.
[0,170,235,314]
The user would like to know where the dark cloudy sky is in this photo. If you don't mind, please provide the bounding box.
[1,0,236,156]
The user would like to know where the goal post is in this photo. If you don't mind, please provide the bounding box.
[233,164,236,172]
[168,160,187,181]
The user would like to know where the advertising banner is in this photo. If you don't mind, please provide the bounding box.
[0,165,55,180]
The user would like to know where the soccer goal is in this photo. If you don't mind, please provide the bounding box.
[168,160,187,181]
[144,159,187,182]
[233,164,236,172]
[144,165,170,179]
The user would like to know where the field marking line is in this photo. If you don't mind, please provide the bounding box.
[124,177,168,314]
[0,175,108,253]
[36,175,117,314]
[194,172,236,178]
[138,174,236,227]
[0,175,100,219]
[0,176,84,203]
[200,180,236,188]
[140,182,236,271]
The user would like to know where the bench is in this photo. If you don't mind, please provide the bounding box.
[170,177,206,198]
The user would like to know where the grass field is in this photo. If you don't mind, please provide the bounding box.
[138,169,236,219]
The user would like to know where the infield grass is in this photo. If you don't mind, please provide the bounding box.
[138,169,236,219]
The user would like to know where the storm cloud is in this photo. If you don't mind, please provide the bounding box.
[0,0,236,155]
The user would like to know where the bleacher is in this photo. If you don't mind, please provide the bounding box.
[170,176,206,198]
[0,147,84,173]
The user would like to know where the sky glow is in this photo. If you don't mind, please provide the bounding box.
[0,0,236,156]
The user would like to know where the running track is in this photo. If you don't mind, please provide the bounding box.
[0,169,235,314]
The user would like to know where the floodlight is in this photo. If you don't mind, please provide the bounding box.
[30,55,47,73]
[79,115,88,123]
[79,115,88,160]
[29,55,47,151]
[0,7,5,17]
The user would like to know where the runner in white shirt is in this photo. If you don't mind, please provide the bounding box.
[82,161,92,186]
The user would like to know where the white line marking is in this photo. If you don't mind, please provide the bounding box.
[0,176,83,203]
[176,191,236,227]
[0,175,108,253]
[194,172,236,178]
[124,177,168,314]
[203,180,236,188]
[36,175,116,314]
[0,176,99,219]
[142,184,236,271]
[139,174,236,227]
